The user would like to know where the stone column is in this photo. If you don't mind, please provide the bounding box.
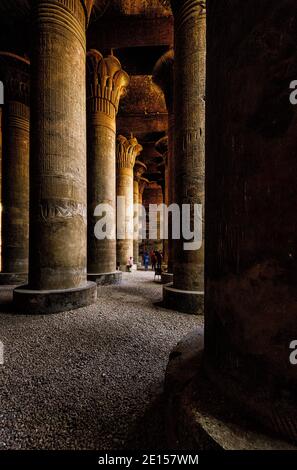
[87,50,129,285]
[138,177,149,263]
[163,0,206,314]
[204,0,297,445]
[0,53,30,285]
[116,135,142,270]
[133,160,147,267]
[143,181,164,255]
[155,136,169,271]
[14,0,97,313]
[153,50,174,276]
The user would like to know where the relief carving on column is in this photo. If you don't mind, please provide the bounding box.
[87,49,129,120]
[116,135,143,169]
[0,53,30,107]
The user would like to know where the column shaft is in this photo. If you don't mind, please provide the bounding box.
[163,0,206,314]
[0,53,30,285]
[87,50,129,285]
[116,135,143,270]
[205,0,297,444]
[2,102,29,278]
[14,0,96,313]
[133,179,139,265]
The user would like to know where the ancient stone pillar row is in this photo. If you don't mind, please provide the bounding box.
[153,50,175,274]
[163,0,206,314]
[116,135,143,270]
[14,0,97,313]
[86,50,129,285]
[0,53,30,285]
[204,0,297,445]
[133,160,147,266]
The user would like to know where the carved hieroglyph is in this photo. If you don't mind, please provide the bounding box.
[87,49,129,276]
[29,0,88,290]
[116,135,143,267]
[0,53,30,278]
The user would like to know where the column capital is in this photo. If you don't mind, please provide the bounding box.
[170,0,206,28]
[0,52,30,105]
[87,49,129,119]
[116,135,143,170]
[153,50,174,113]
[170,0,206,14]
[134,160,147,182]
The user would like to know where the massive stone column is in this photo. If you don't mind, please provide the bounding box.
[0,53,30,285]
[204,0,297,445]
[116,135,142,270]
[153,50,175,275]
[163,0,206,314]
[14,0,97,313]
[133,160,147,266]
[86,50,129,285]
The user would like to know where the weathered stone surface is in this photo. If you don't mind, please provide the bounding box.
[87,50,129,283]
[15,0,97,312]
[87,271,122,286]
[116,135,143,268]
[0,53,30,284]
[163,0,206,313]
[142,181,163,254]
[28,0,88,291]
[14,282,97,314]
[205,0,297,444]
[133,160,147,265]
[165,331,296,450]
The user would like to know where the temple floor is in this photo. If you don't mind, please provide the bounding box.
[0,270,203,450]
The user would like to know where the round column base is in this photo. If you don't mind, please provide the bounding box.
[13,282,97,314]
[119,264,137,272]
[0,272,28,285]
[161,272,173,285]
[87,271,122,286]
[163,283,204,315]
[165,331,295,450]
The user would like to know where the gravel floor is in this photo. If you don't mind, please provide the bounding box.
[0,270,203,450]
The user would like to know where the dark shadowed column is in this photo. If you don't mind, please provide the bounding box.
[87,50,129,285]
[163,0,206,314]
[116,135,142,270]
[14,0,97,313]
[0,53,30,285]
[138,177,149,263]
[155,136,172,282]
[153,50,175,277]
[133,160,147,267]
[205,0,297,444]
